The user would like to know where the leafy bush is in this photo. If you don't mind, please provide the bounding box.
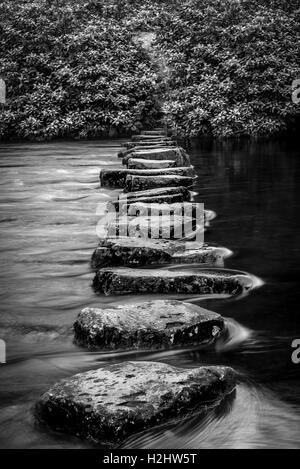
[1,0,299,140]
[0,0,160,141]
[156,0,300,137]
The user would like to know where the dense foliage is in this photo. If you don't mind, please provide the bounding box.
[0,0,161,141]
[156,0,300,137]
[1,0,299,140]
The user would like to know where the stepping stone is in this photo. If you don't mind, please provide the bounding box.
[124,174,195,192]
[140,130,166,136]
[118,146,177,159]
[73,300,224,350]
[123,201,202,217]
[124,139,174,149]
[105,215,200,240]
[122,148,190,167]
[108,187,191,210]
[110,193,190,208]
[91,237,230,269]
[35,361,236,445]
[131,134,173,141]
[100,167,196,188]
[127,158,177,169]
[116,202,215,227]
[93,267,248,296]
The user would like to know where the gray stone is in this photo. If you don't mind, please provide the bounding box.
[103,214,199,240]
[124,139,175,150]
[35,361,236,445]
[118,146,176,159]
[93,267,247,296]
[140,130,166,136]
[100,167,196,189]
[131,134,173,142]
[73,300,224,350]
[108,186,191,211]
[127,158,177,169]
[91,238,230,269]
[122,148,190,167]
[119,146,176,159]
[124,174,195,192]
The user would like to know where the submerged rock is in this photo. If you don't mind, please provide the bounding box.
[124,174,195,192]
[93,267,246,296]
[35,361,236,445]
[74,300,224,350]
[122,148,190,167]
[127,158,177,169]
[100,167,196,188]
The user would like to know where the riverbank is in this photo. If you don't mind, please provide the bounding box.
[1,0,299,142]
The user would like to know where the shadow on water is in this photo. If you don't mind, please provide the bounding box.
[0,138,300,448]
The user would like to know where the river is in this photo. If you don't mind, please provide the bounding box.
[0,138,299,448]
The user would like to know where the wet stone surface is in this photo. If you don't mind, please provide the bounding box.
[35,361,236,446]
[73,299,225,350]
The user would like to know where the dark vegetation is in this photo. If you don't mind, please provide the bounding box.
[0,0,299,140]
[0,0,161,141]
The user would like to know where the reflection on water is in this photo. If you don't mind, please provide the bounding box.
[0,138,299,448]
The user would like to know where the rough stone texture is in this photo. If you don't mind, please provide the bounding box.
[124,139,175,150]
[108,186,191,211]
[100,167,196,188]
[121,201,203,218]
[93,267,246,296]
[91,238,230,270]
[122,148,190,167]
[124,174,195,192]
[140,130,166,136]
[127,158,177,169]
[105,214,199,240]
[73,300,224,350]
[35,361,236,445]
[119,146,176,159]
[106,201,209,223]
[121,186,191,201]
[131,134,173,142]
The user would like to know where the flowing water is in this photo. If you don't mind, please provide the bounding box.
[0,138,299,449]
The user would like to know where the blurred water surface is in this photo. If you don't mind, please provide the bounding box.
[0,138,299,448]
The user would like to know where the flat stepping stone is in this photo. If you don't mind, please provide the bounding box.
[131,134,173,141]
[123,201,203,218]
[91,238,230,269]
[100,167,196,188]
[127,158,177,169]
[120,185,191,200]
[115,202,214,226]
[109,193,191,208]
[104,215,201,240]
[35,361,236,445]
[124,174,195,192]
[108,186,191,210]
[140,130,166,136]
[122,148,190,166]
[73,300,224,350]
[124,139,174,149]
[93,267,248,296]
[118,146,176,159]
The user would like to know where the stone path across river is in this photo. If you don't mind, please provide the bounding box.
[35,128,256,446]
